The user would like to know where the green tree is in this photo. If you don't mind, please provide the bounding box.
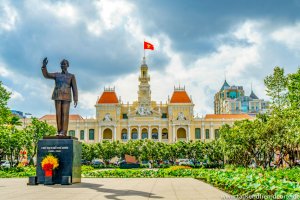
[122,140,143,160]
[24,118,56,165]
[264,66,288,109]
[186,140,205,163]
[0,116,26,167]
[140,140,159,164]
[82,143,97,162]
[287,67,300,109]
[95,141,119,165]
[0,81,11,125]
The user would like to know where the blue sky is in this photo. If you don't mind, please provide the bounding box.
[0,0,299,118]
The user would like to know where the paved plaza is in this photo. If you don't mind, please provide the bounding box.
[0,178,233,200]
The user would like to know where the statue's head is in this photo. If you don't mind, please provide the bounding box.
[60,59,69,72]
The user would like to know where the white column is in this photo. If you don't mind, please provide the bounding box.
[148,125,151,139]
[201,124,205,141]
[128,125,131,140]
[138,125,141,139]
[85,123,88,142]
[187,125,190,141]
[75,129,79,139]
[98,125,102,142]
[114,125,117,141]
[210,122,214,140]
[75,121,79,138]
[158,126,161,142]
[172,125,176,142]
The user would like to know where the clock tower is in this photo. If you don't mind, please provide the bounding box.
[137,57,152,113]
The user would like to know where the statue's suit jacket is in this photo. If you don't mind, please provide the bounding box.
[42,67,78,102]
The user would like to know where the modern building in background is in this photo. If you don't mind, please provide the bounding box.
[11,110,25,118]
[214,80,269,115]
[39,57,253,143]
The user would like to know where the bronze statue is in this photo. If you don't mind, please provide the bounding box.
[41,57,78,136]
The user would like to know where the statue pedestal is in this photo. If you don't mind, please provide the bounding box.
[36,136,81,184]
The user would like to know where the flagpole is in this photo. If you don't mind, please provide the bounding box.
[143,39,145,59]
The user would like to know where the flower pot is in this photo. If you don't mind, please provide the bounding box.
[45,170,53,177]
[44,176,53,185]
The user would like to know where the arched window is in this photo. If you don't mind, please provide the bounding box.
[131,128,138,140]
[177,128,186,139]
[103,128,112,139]
[141,128,148,139]
[162,128,168,139]
[80,130,84,140]
[152,128,158,139]
[89,129,95,140]
[121,129,127,140]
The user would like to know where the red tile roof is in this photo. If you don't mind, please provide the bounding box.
[40,114,83,120]
[170,91,191,103]
[205,114,252,119]
[97,91,119,104]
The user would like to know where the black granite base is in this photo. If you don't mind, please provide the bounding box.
[36,138,82,184]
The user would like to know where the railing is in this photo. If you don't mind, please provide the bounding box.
[177,138,187,141]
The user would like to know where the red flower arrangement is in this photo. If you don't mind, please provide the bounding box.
[42,163,54,171]
[41,154,59,177]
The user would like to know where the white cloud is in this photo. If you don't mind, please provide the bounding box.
[78,90,98,111]
[87,0,134,36]
[233,20,263,44]
[0,0,18,32]
[3,85,24,101]
[272,23,300,51]
[24,0,80,26]
[0,61,12,77]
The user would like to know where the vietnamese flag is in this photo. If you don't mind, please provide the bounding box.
[144,41,154,50]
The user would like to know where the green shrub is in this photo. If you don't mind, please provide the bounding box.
[81,165,95,173]
[0,166,36,178]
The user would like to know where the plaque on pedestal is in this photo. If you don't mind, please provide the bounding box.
[36,137,81,184]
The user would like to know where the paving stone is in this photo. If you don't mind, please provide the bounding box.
[0,178,233,200]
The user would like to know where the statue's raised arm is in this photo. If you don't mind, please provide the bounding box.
[42,57,48,67]
[41,57,55,79]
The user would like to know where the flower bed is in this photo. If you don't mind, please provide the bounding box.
[195,168,300,198]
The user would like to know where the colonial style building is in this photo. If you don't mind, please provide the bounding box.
[40,57,252,143]
[214,80,269,115]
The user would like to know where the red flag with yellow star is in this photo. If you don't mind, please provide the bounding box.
[144,41,154,50]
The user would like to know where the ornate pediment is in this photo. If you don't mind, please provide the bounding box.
[177,112,186,121]
[127,105,161,118]
[103,113,112,121]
